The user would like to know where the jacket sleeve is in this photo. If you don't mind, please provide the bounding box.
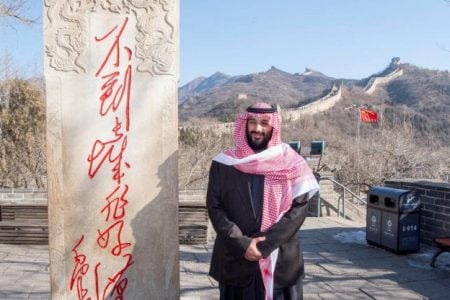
[257,193,309,258]
[206,161,251,258]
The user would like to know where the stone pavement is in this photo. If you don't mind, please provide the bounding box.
[1,217,450,299]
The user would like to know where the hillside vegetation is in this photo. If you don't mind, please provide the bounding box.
[0,59,448,189]
[179,59,450,190]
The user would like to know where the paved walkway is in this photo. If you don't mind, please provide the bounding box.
[1,217,450,299]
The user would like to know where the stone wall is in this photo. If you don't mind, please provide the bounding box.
[282,83,342,121]
[364,68,403,94]
[384,179,450,245]
[182,83,344,134]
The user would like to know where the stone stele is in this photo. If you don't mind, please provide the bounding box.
[44,1,179,299]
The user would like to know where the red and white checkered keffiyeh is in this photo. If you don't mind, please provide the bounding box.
[213,103,319,300]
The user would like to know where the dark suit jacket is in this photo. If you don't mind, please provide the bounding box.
[206,160,309,288]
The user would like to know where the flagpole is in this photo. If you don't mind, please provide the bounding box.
[356,108,361,196]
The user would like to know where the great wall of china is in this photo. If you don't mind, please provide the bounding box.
[279,57,403,121]
[363,57,403,94]
[282,82,342,121]
[181,58,403,131]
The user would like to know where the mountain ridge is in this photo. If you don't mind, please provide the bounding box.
[178,58,449,144]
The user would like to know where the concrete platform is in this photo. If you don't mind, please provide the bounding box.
[1,217,450,299]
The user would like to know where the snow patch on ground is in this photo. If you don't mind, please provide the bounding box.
[407,251,450,271]
[332,230,450,271]
[333,230,367,245]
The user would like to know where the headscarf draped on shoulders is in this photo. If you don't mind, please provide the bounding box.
[213,102,319,300]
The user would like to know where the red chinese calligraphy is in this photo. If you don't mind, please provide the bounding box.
[95,17,132,131]
[97,220,132,256]
[70,16,134,300]
[70,235,91,300]
[101,184,129,222]
[94,254,134,300]
[87,117,130,183]
[98,65,132,126]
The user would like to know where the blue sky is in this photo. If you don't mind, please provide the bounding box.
[2,1,450,85]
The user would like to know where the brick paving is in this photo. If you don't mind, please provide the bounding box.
[1,217,450,299]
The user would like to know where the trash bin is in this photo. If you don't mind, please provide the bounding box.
[366,190,383,247]
[288,141,301,154]
[310,140,326,155]
[366,186,421,253]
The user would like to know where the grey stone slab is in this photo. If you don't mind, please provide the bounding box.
[301,236,332,244]
[408,251,450,271]
[28,293,51,300]
[305,263,334,277]
[179,251,197,262]
[204,244,214,253]
[434,277,450,288]
[321,242,368,251]
[0,246,29,255]
[322,278,373,292]
[193,252,212,263]
[0,271,23,282]
[360,284,426,299]
[351,247,396,259]
[181,260,210,275]
[180,245,209,254]
[180,274,219,299]
[315,249,361,261]
[181,274,215,288]
[303,252,329,264]
[380,264,449,282]
[401,279,450,299]
[349,256,407,269]
[181,295,219,300]
[303,294,323,300]
[301,238,329,245]
[207,276,219,288]
[1,261,47,273]
[303,279,335,294]
[0,291,29,300]
[1,217,449,299]
[303,244,324,252]
[315,291,373,299]
[316,262,367,276]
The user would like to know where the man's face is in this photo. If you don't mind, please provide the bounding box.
[246,115,273,151]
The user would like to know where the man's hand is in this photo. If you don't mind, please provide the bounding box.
[244,236,266,261]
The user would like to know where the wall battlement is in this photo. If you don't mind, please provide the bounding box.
[181,58,404,131]
[281,82,342,121]
[364,67,403,94]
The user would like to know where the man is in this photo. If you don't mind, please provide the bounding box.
[206,102,319,300]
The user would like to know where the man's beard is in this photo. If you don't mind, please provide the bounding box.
[246,130,272,152]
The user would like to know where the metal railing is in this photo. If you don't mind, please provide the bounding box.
[318,176,366,219]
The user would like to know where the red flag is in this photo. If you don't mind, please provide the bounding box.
[359,108,378,123]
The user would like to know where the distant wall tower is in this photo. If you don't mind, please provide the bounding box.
[238,93,247,100]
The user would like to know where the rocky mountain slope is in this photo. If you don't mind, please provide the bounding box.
[178,59,450,144]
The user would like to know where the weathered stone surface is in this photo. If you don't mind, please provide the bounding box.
[44,1,179,299]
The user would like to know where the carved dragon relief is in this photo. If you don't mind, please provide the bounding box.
[44,0,176,76]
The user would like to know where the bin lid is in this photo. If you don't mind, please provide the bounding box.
[368,186,420,212]
[399,191,420,212]
[368,186,410,198]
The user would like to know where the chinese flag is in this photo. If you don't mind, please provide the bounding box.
[359,108,378,123]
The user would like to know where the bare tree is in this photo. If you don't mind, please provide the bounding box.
[0,78,46,188]
[179,120,233,189]
[0,52,20,79]
[0,0,37,26]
